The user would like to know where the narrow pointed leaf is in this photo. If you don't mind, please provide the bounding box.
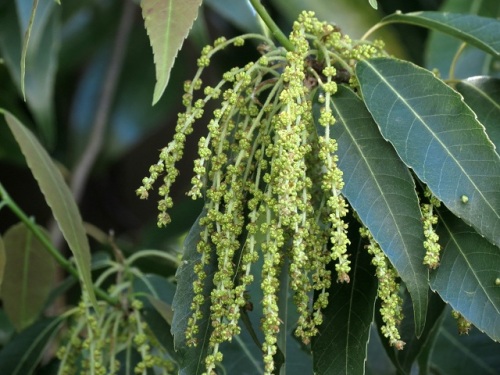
[171,210,216,375]
[141,0,202,105]
[314,86,428,334]
[3,111,98,310]
[1,223,56,331]
[381,12,500,56]
[430,209,500,341]
[356,58,500,247]
[20,0,38,100]
[0,317,64,374]
[456,76,500,150]
[312,239,377,375]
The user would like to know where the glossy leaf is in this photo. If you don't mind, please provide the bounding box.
[312,238,378,375]
[141,0,202,104]
[430,307,500,374]
[0,235,5,291]
[3,111,99,310]
[456,76,500,150]
[425,0,500,79]
[430,209,500,341]
[356,58,500,247]
[381,12,500,56]
[171,210,215,375]
[0,223,56,331]
[314,86,428,334]
[0,317,64,374]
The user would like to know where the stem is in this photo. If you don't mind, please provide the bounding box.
[0,183,118,306]
[249,0,294,52]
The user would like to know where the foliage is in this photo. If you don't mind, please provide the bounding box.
[0,0,499,374]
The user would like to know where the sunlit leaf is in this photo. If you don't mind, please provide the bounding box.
[0,317,64,374]
[430,209,500,342]
[356,58,500,248]
[141,0,202,105]
[430,307,500,374]
[312,238,377,375]
[368,0,378,10]
[381,12,500,56]
[0,223,56,331]
[171,210,216,375]
[456,76,500,150]
[3,111,99,310]
[314,86,428,334]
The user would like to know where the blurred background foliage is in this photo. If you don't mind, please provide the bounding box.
[0,0,499,373]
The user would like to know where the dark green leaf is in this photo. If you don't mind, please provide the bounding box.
[425,0,500,79]
[141,0,202,104]
[0,317,64,375]
[430,307,500,374]
[314,86,428,334]
[456,76,500,150]
[381,12,500,56]
[3,112,99,310]
[312,237,377,375]
[430,209,500,341]
[366,325,396,375]
[356,58,500,247]
[171,210,215,375]
[0,222,56,331]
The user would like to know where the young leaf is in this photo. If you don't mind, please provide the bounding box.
[356,58,500,248]
[314,86,429,335]
[430,209,500,342]
[380,12,500,56]
[1,223,56,332]
[368,0,378,10]
[0,317,64,375]
[456,76,500,150]
[3,111,99,311]
[312,238,378,375]
[171,210,216,375]
[141,0,203,105]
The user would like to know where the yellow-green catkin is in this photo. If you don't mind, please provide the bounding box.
[452,310,472,335]
[422,188,442,269]
[137,10,388,374]
[360,227,405,350]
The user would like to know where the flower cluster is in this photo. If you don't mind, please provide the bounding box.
[452,310,472,335]
[422,188,442,269]
[138,11,386,374]
[360,227,405,350]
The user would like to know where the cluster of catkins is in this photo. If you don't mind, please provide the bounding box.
[137,11,430,374]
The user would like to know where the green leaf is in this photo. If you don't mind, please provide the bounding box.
[141,0,203,105]
[171,209,215,375]
[312,237,378,375]
[0,234,5,291]
[356,57,500,248]
[424,0,500,79]
[430,209,500,342]
[381,12,500,57]
[0,1,60,147]
[430,307,500,374]
[205,0,260,32]
[0,317,64,375]
[19,0,38,100]
[368,0,378,10]
[3,111,99,311]
[0,222,56,332]
[314,86,429,335]
[456,76,500,150]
